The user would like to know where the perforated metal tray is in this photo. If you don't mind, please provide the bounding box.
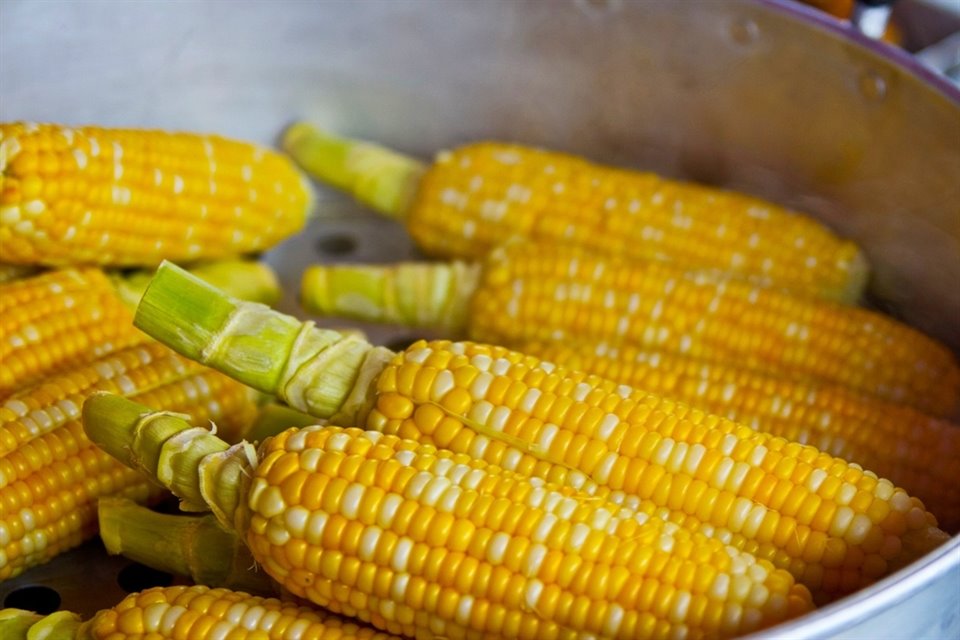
[1,0,958,636]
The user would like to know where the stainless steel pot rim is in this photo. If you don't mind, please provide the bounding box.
[763,0,960,103]
[744,533,960,639]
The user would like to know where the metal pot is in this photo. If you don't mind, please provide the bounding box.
[2,1,957,637]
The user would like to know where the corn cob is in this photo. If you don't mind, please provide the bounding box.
[0,260,281,399]
[299,243,960,417]
[0,341,258,580]
[517,340,960,531]
[0,263,39,284]
[85,395,815,639]
[0,585,398,639]
[0,268,143,398]
[283,123,867,303]
[130,262,950,603]
[0,122,312,266]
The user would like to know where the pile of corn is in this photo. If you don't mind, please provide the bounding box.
[0,123,310,580]
[1,120,957,640]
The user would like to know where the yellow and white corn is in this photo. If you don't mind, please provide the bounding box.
[0,341,258,580]
[0,122,312,266]
[518,340,960,531]
[300,243,960,416]
[284,124,868,302]
[130,264,952,605]
[82,398,816,639]
[0,267,143,398]
[0,585,397,639]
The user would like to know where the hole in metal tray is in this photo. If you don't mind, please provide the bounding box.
[3,584,61,614]
[316,233,358,256]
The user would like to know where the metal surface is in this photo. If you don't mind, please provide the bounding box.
[1,0,958,636]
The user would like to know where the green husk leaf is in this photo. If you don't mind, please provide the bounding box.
[282,122,425,219]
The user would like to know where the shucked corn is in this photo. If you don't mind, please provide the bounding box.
[0,267,143,399]
[0,585,397,639]
[299,242,960,417]
[0,341,258,580]
[283,123,867,303]
[0,122,312,266]
[129,263,950,604]
[517,340,960,531]
[84,396,815,639]
[0,260,281,400]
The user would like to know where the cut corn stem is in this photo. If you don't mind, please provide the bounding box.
[300,260,479,332]
[282,122,424,219]
[111,258,282,309]
[3,585,399,639]
[97,497,276,596]
[134,261,391,422]
[83,396,814,638]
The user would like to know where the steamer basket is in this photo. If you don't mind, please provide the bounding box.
[1,1,957,636]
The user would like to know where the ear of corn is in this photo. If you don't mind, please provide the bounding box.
[2,585,399,639]
[1,260,281,401]
[299,243,960,416]
[283,123,868,303]
[98,497,277,597]
[0,341,258,580]
[84,395,816,639]
[519,340,960,532]
[0,122,312,266]
[0,267,144,399]
[130,263,950,604]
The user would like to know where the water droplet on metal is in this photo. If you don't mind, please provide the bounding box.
[731,18,759,46]
[575,0,622,17]
[859,71,888,101]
